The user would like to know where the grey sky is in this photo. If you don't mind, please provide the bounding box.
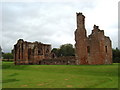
[1,0,119,52]
[118,1,120,50]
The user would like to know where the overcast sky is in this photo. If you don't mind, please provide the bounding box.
[1,0,119,52]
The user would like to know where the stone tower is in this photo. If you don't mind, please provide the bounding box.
[75,13,88,65]
[75,12,112,65]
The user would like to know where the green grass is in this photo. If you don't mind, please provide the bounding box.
[2,62,119,88]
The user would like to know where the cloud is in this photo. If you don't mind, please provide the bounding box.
[1,0,119,52]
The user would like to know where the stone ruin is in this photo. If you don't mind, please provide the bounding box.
[14,39,76,65]
[13,12,112,65]
[14,39,51,65]
[75,13,112,65]
[41,56,76,65]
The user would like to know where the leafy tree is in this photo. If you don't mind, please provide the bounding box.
[2,53,13,61]
[112,48,120,63]
[59,44,75,56]
[52,44,75,57]
[51,48,60,57]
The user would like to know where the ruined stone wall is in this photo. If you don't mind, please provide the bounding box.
[40,56,76,65]
[104,37,112,64]
[75,13,112,65]
[14,39,76,65]
[75,13,88,65]
[87,25,106,64]
[14,39,51,65]
[14,12,112,65]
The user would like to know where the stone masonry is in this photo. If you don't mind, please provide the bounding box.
[75,13,112,65]
[14,39,76,65]
[14,12,112,65]
[14,39,51,65]
[40,56,76,65]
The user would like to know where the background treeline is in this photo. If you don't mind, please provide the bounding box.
[1,44,120,63]
[112,48,120,63]
[2,52,13,61]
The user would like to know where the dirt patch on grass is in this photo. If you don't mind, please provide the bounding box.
[66,85,73,87]
[37,82,48,86]
[37,84,44,86]
[21,85,28,87]
[64,79,69,80]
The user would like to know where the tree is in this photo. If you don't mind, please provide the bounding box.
[112,48,120,63]
[59,44,75,56]
[51,48,60,57]
[2,53,13,61]
[51,44,75,57]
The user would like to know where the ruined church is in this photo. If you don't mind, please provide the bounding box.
[14,12,112,65]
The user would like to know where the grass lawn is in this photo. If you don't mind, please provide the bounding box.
[2,62,119,88]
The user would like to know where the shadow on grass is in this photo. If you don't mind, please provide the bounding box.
[2,62,29,70]
[2,79,19,83]
[9,73,19,77]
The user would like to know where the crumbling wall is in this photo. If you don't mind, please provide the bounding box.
[40,56,76,65]
[14,39,51,65]
[14,12,112,65]
[75,13,88,65]
[87,25,106,64]
[14,39,76,65]
[75,12,112,65]
[104,37,112,64]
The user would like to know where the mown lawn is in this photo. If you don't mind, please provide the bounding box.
[2,62,119,88]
